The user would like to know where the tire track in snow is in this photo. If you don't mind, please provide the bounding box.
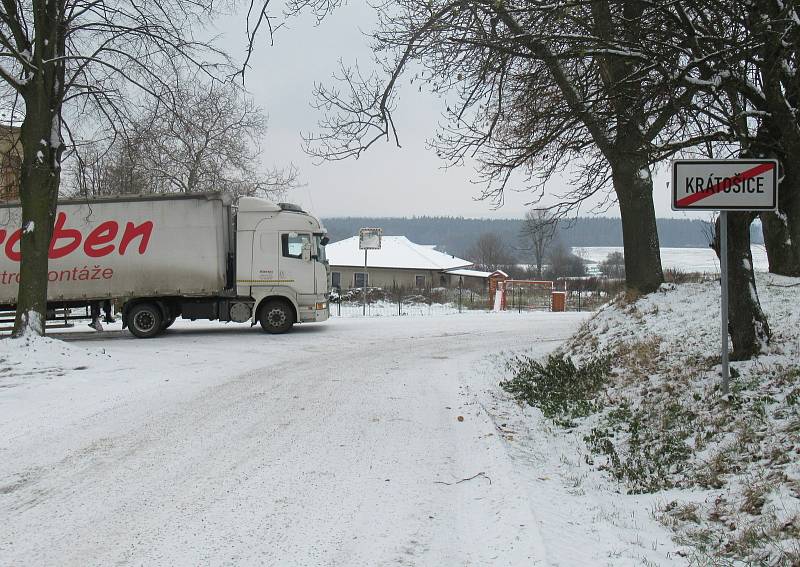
[0,314,586,566]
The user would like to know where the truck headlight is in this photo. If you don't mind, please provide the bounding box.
[315,302,327,310]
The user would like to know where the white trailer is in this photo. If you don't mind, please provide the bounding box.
[0,193,330,337]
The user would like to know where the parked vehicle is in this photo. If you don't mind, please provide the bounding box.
[0,193,330,337]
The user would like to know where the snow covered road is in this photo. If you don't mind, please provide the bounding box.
[0,312,679,566]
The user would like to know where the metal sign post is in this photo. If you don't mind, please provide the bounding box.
[672,159,778,395]
[359,227,383,317]
[719,211,729,394]
[363,247,367,316]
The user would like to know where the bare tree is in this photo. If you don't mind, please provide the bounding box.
[66,126,153,198]
[668,0,799,269]
[739,1,800,277]
[546,242,586,280]
[600,251,625,280]
[303,1,735,294]
[467,232,513,272]
[662,0,799,357]
[521,209,557,279]
[0,0,230,335]
[64,78,298,200]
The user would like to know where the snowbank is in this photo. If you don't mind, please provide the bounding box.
[554,273,800,564]
[0,334,110,387]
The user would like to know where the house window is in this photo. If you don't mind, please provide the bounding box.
[331,271,341,289]
[281,233,310,259]
[415,275,426,288]
[354,272,368,288]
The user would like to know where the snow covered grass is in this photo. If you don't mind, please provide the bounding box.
[503,272,800,565]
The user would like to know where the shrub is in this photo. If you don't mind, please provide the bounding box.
[585,398,696,493]
[500,352,610,427]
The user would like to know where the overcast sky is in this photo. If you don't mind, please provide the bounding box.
[213,4,708,222]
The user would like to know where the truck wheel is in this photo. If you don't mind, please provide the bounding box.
[128,303,164,338]
[259,300,295,334]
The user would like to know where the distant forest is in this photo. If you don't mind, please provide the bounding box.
[323,216,764,260]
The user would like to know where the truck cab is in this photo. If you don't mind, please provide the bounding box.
[235,198,330,332]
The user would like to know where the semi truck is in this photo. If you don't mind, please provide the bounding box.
[0,193,331,337]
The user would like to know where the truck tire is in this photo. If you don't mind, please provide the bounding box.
[259,299,295,334]
[128,303,164,338]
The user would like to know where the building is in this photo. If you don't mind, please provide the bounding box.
[327,235,491,290]
[0,125,22,202]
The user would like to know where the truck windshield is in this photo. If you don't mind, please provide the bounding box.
[314,235,328,263]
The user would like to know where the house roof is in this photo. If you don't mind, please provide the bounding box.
[327,236,473,271]
[444,268,494,278]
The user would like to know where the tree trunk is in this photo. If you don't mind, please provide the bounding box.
[612,161,664,294]
[776,164,800,275]
[12,81,64,336]
[9,3,67,337]
[712,213,771,360]
[742,134,800,276]
[760,209,800,276]
[750,127,800,277]
[750,0,800,279]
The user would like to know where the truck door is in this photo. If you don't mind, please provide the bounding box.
[313,234,329,295]
[277,232,316,296]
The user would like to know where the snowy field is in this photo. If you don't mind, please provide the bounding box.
[573,245,769,273]
[0,312,687,566]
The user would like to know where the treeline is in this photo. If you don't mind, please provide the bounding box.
[323,216,764,258]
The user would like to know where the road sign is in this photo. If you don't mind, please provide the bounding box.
[359,227,382,250]
[358,227,382,315]
[672,159,778,211]
[671,158,781,396]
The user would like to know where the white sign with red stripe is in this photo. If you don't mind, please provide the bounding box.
[671,159,778,211]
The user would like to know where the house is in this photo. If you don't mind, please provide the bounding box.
[326,235,489,290]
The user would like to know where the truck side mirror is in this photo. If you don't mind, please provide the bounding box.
[302,242,312,262]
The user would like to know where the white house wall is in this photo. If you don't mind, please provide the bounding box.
[331,266,487,290]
